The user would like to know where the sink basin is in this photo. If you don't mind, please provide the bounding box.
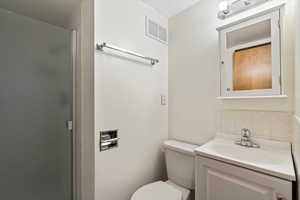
[195,134,296,181]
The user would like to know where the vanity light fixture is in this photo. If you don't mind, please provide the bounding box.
[218,0,253,19]
[219,1,230,14]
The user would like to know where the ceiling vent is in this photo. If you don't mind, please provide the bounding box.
[145,17,168,45]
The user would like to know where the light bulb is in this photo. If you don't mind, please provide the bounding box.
[219,1,229,12]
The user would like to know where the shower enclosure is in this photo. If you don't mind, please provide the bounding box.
[0,8,74,200]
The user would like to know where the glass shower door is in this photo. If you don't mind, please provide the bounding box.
[0,8,73,200]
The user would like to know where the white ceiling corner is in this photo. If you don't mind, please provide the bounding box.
[142,0,202,18]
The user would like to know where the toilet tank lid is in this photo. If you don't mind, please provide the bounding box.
[163,140,198,156]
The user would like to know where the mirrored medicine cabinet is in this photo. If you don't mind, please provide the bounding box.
[217,5,285,99]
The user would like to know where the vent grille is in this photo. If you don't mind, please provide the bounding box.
[145,17,168,44]
[148,19,158,38]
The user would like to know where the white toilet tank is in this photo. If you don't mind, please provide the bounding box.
[163,140,198,190]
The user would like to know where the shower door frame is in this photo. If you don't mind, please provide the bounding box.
[71,29,78,200]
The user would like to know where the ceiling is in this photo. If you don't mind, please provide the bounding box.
[0,0,81,28]
[142,0,201,18]
[0,0,203,26]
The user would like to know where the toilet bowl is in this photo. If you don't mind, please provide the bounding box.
[131,140,198,200]
[131,181,190,200]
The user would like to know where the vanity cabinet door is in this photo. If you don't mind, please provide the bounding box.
[195,156,292,200]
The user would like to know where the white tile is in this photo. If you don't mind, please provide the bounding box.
[233,111,253,134]
[271,112,292,142]
[220,110,237,134]
[219,110,292,142]
[252,112,272,139]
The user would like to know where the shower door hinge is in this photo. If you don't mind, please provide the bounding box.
[66,120,73,131]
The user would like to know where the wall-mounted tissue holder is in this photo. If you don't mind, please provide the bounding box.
[100,129,119,151]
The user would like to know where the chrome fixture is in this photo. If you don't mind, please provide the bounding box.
[219,1,230,14]
[96,42,159,66]
[100,129,119,151]
[218,0,252,19]
[235,128,260,148]
[218,0,267,19]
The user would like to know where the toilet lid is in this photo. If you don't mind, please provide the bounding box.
[131,181,182,200]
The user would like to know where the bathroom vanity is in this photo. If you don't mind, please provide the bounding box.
[195,135,295,200]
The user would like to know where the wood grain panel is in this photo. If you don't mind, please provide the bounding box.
[233,44,272,91]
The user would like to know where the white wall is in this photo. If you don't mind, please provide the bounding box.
[169,0,296,145]
[94,0,168,200]
[294,0,300,118]
[294,116,300,200]
[79,0,95,200]
[169,0,220,144]
[292,0,300,199]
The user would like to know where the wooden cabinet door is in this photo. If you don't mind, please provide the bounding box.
[195,156,292,200]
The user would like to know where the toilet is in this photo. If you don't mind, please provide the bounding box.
[131,140,198,200]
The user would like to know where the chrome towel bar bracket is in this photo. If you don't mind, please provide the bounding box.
[96,42,159,65]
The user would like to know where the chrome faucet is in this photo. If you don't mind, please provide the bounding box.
[235,128,260,148]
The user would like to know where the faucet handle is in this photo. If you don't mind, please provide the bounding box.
[241,128,251,138]
[236,128,260,148]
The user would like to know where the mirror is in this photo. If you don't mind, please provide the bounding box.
[233,43,272,91]
[219,10,281,97]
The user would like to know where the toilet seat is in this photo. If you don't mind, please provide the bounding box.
[131,181,182,200]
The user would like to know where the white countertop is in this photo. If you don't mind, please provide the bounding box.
[195,134,296,181]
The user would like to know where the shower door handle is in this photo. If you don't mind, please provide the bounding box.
[66,120,73,131]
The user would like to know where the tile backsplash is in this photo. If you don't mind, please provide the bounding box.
[218,110,293,142]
